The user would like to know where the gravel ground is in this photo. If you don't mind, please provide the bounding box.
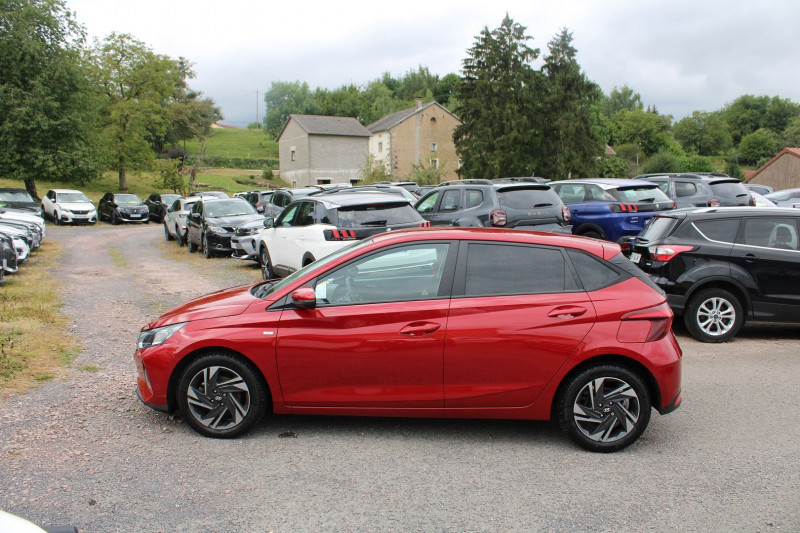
[1,223,799,532]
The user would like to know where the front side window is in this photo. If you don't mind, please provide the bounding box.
[276,203,300,227]
[464,243,572,296]
[416,192,440,214]
[315,243,451,305]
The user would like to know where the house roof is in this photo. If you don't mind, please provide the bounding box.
[366,102,460,133]
[746,147,800,182]
[277,114,371,141]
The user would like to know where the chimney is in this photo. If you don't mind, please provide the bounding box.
[415,97,422,109]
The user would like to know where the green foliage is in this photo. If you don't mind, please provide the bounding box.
[680,155,715,173]
[263,80,318,136]
[724,151,744,179]
[641,151,682,174]
[359,154,391,183]
[153,158,187,195]
[185,128,278,159]
[407,161,444,186]
[247,122,262,129]
[738,128,778,165]
[538,28,604,179]
[781,115,800,147]
[597,156,629,178]
[672,111,732,155]
[603,85,643,116]
[433,73,461,108]
[0,0,104,199]
[453,14,540,178]
[609,109,672,156]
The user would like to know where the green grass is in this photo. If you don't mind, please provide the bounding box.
[185,128,278,159]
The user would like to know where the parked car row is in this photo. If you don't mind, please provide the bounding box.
[0,189,47,283]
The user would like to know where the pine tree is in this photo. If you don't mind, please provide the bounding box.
[453,14,541,178]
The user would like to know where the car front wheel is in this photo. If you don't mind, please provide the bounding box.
[163,222,173,241]
[260,247,274,280]
[684,288,743,343]
[556,364,651,453]
[176,352,269,438]
[203,233,213,259]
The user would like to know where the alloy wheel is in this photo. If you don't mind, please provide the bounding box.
[185,365,251,431]
[572,376,641,443]
[695,296,736,337]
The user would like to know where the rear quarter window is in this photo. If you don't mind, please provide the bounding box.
[638,216,679,241]
[566,249,622,290]
[693,218,740,243]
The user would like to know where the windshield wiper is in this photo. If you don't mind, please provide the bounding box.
[533,203,553,208]
[640,197,655,203]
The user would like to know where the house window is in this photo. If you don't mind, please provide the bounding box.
[378,142,383,152]
[430,158,440,169]
[430,142,438,152]
[290,149,296,162]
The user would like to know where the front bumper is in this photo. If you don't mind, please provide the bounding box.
[231,235,259,260]
[206,231,233,253]
[60,211,97,224]
[118,211,149,223]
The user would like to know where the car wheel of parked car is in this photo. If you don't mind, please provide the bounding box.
[176,352,269,438]
[163,222,173,241]
[684,288,743,343]
[111,211,120,225]
[260,248,274,280]
[52,212,60,226]
[556,364,651,453]
[203,233,213,259]
[177,226,186,247]
[187,236,197,253]
[581,229,604,239]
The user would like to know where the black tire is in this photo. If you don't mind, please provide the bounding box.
[176,352,269,438]
[556,364,651,453]
[177,225,186,247]
[53,212,60,226]
[203,233,213,259]
[188,234,198,253]
[581,229,604,240]
[111,211,120,225]
[684,288,743,343]
[260,247,274,280]
[163,222,174,241]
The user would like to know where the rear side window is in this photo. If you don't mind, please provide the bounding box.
[693,218,740,243]
[335,203,421,227]
[566,249,623,291]
[675,182,698,197]
[464,243,575,296]
[497,188,559,209]
[465,189,484,208]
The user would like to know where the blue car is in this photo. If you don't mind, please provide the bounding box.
[550,178,675,242]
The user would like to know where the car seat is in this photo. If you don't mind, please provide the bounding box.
[769,224,797,250]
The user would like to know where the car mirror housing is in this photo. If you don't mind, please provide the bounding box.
[264,218,274,228]
[291,287,316,309]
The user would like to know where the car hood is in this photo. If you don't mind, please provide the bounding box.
[146,284,257,328]
[58,202,95,210]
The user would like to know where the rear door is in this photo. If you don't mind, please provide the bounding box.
[444,241,595,407]
[731,216,800,320]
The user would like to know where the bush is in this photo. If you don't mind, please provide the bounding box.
[184,155,279,170]
[641,151,682,173]
[680,155,715,173]
[597,156,629,178]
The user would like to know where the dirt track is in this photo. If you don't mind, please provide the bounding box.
[1,223,799,532]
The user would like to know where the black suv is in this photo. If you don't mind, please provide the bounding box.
[145,193,182,222]
[636,173,753,208]
[629,206,800,342]
[414,179,571,233]
[186,198,264,258]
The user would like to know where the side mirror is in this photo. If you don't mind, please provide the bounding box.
[291,287,316,309]
[263,218,274,228]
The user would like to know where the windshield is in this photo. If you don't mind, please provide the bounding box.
[610,186,670,203]
[115,194,142,205]
[204,199,257,218]
[765,190,799,201]
[58,192,91,203]
[252,238,372,299]
[0,191,35,202]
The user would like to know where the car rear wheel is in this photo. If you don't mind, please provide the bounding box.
[187,235,197,253]
[260,247,274,280]
[163,222,173,241]
[176,352,269,438]
[581,229,604,239]
[684,288,743,343]
[556,364,651,453]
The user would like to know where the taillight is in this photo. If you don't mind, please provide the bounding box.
[648,244,694,262]
[618,302,673,343]
[324,229,358,241]
[490,209,507,227]
[708,198,721,207]
[609,204,639,213]
[562,205,571,223]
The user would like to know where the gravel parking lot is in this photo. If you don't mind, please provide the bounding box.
[1,224,798,532]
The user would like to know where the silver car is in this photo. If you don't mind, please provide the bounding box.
[163,196,203,246]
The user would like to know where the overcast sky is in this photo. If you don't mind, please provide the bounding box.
[66,0,800,128]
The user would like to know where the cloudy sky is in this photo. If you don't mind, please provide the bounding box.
[66,0,800,128]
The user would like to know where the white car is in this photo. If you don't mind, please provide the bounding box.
[41,189,96,225]
[163,196,203,246]
[256,191,428,279]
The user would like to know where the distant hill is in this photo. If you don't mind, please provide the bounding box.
[184,128,279,168]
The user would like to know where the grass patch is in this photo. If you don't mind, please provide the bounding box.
[185,128,278,160]
[0,242,81,398]
[77,364,100,373]
[109,247,128,268]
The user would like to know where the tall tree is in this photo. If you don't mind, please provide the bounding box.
[263,80,317,136]
[672,111,732,155]
[88,33,183,190]
[0,0,103,199]
[453,14,540,178]
[538,28,604,179]
[609,109,672,156]
[721,94,770,145]
[603,85,643,115]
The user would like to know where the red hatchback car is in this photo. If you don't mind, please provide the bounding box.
[135,228,682,452]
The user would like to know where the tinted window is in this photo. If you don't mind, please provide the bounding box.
[439,190,461,212]
[694,219,740,243]
[203,199,255,217]
[497,188,559,209]
[555,184,586,204]
[675,182,698,197]
[416,192,440,214]
[465,189,484,208]
[609,186,670,202]
[465,243,569,296]
[336,203,420,227]
[741,217,799,250]
[709,182,748,198]
[638,216,679,241]
[567,249,621,290]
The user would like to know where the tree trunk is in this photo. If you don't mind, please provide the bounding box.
[23,178,40,202]
[118,156,128,191]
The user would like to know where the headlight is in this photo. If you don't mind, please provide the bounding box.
[137,322,186,349]
[239,227,260,236]
[62,208,73,214]
[207,226,229,234]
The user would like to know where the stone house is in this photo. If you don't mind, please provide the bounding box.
[277,114,371,187]
[367,100,461,181]
[745,147,800,190]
